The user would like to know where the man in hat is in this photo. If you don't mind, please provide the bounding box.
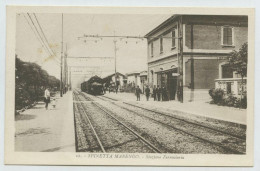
[135,86,142,101]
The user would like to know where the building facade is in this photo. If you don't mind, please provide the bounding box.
[102,72,126,89]
[126,72,141,88]
[145,15,248,101]
[140,71,148,93]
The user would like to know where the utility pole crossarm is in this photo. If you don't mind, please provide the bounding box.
[67,56,114,59]
[78,34,181,39]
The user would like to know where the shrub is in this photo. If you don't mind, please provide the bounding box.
[241,92,247,109]
[209,88,225,104]
[209,88,247,109]
[224,94,239,107]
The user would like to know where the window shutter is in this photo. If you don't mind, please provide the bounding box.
[151,42,153,57]
[223,27,228,45]
[223,27,233,45]
[227,28,232,45]
[172,30,176,47]
[160,37,163,52]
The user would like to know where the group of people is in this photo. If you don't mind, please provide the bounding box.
[106,85,119,94]
[135,85,169,101]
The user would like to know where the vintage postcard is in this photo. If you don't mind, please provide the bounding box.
[5,6,254,166]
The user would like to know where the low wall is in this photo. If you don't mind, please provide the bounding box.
[183,88,211,103]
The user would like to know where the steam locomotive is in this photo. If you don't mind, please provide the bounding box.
[81,75,103,95]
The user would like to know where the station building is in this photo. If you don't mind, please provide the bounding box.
[102,72,127,89]
[145,15,248,101]
[126,72,141,88]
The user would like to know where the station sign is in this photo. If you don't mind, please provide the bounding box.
[172,73,180,76]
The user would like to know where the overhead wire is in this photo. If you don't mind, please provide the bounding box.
[33,13,60,62]
[23,14,53,64]
[27,13,53,57]
[27,13,60,65]
[32,13,61,65]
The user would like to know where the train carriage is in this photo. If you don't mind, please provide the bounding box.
[81,75,103,95]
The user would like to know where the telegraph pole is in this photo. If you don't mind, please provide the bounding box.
[65,43,68,93]
[69,66,72,90]
[60,13,63,97]
[113,31,117,93]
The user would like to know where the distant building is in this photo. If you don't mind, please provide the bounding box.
[126,72,141,88]
[140,71,148,93]
[145,15,248,101]
[102,72,126,88]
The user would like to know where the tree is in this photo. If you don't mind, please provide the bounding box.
[228,42,248,106]
[228,42,248,79]
[15,56,60,110]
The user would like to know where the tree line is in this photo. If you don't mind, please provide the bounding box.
[15,56,60,110]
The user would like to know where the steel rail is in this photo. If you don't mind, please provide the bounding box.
[95,96,245,154]
[91,101,163,153]
[114,102,244,154]
[72,95,80,152]
[77,91,163,153]
[100,95,246,140]
[73,92,106,153]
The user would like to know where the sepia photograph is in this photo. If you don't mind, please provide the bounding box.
[4,6,255,166]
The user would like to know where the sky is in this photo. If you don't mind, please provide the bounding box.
[16,13,171,86]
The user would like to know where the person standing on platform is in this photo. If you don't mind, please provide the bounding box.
[44,88,50,110]
[115,85,118,94]
[135,86,142,101]
[152,85,157,101]
[162,86,167,101]
[102,84,106,94]
[157,85,162,101]
[145,85,150,101]
[109,85,111,93]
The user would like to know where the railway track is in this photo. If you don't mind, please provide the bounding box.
[101,95,246,139]
[73,90,163,153]
[85,93,246,154]
[73,92,106,152]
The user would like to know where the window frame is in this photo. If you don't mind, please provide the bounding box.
[160,37,163,54]
[171,28,177,49]
[150,42,154,57]
[221,26,235,47]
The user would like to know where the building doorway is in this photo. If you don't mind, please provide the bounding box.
[167,71,177,100]
[157,69,178,101]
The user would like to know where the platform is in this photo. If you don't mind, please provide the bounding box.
[15,91,75,152]
[103,92,247,125]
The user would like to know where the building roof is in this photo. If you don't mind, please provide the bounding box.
[102,72,126,79]
[144,14,248,38]
[140,70,148,76]
[126,71,141,77]
[144,15,178,38]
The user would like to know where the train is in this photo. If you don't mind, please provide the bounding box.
[81,75,104,95]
